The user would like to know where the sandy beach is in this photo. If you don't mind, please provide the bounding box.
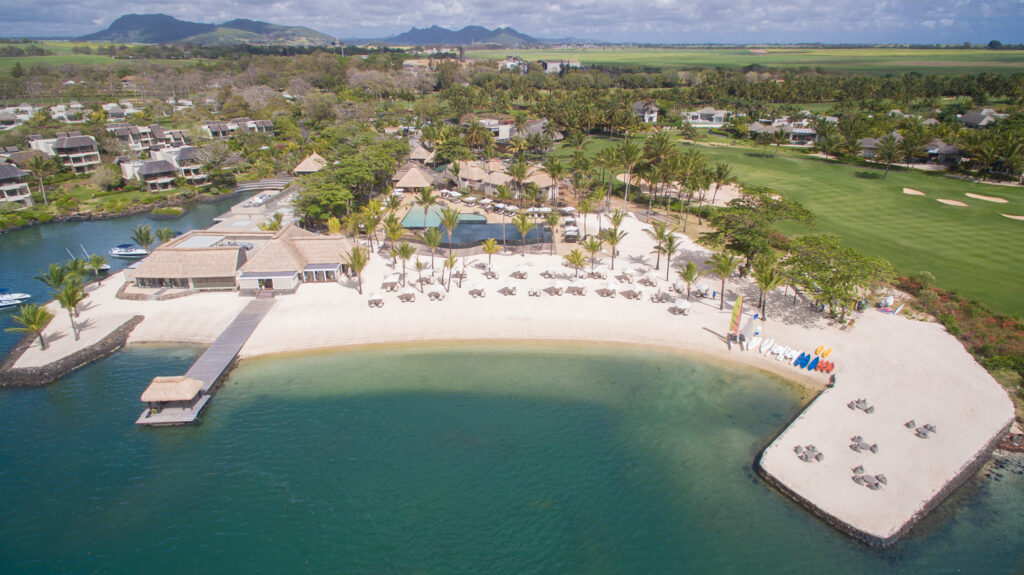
[11,210,1014,546]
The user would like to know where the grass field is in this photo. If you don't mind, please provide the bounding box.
[468,47,1024,75]
[0,41,199,70]
[558,136,1024,314]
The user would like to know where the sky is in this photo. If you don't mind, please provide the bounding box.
[2,0,1024,43]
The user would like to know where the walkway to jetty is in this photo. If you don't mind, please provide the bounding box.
[136,298,275,426]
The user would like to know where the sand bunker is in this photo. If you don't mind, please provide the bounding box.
[966,193,1008,204]
[902,188,925,196]
[1001,213,1024,221]
[937,199,968,207]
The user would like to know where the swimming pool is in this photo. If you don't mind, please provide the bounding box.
[401,207,487,229]
[440,222,551,248]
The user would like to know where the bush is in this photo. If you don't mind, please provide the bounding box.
[911,271,936,290]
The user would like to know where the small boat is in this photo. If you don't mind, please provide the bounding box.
[0,292,31,309]
[760,338,775,355]
[814,345,825,355]
[807,356,821,371]
[78,246,111,272]
[792,352,805,366]
[776,346,790,361]
[109,244,149,258]
[822,348,833,358]
[749,336,762,352]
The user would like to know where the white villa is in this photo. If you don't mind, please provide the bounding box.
[0,163,33,207]
[28,132,102,174]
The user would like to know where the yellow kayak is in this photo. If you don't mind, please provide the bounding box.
[814,345,824,356]
[822,348,833,358]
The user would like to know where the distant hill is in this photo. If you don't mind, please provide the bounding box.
[78,14,334,46]
[388,25,540,47]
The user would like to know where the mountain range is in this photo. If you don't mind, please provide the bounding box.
[78,14,334,46]
[386,25,542,47]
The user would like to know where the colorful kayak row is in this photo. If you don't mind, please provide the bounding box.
[752,337,836,375]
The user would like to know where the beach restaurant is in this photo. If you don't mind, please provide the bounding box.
[237,224,355,295]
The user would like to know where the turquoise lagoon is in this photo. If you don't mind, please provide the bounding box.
[1,343,1023,573]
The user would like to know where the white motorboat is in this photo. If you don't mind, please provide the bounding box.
[0,292,31,309]
[109,244,149,258]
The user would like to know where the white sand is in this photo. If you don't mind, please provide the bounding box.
[13,212,1014,545]
[1002,213,1024,221]
[966,193,1008,204]
[903,188,925,196]
[937,199,968,207]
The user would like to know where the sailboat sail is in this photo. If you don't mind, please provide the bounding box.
[728,295,743,335]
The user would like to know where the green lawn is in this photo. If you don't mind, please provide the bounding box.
[556,136,1024,314]
[468,47,1024,75]
[0,41,201,70]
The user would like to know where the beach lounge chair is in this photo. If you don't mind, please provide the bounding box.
[546,281,565,296]
[499,281,518,296]
[427,286,445,301]
[367,293,384,308]
[398,287,416,302]
[469,283,486,298]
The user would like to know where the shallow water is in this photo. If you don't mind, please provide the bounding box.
[1,343,1022,573]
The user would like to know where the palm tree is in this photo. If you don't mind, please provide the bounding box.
[420,227,443,271]
[754,264,786,319]
[706,162,734,220]
[876,134,902,179]
[577,197,593,237]
[35,263,67,291]
[756,131,772,158]
[617,139,642,209]
[606,208,626,230]
[770,130,788,157]
[131,225,156,253]
[383,212,404,252]
[258,212,284,231]
[706,251,741,310]
[28,155,55,205]
[543,211,560,256]
[661,233,680,281]
[413,258,427,291]
[414,186,437,230]
[508,158,529,206]
[512,212,535,257]
[541,157,568,206]
[5,303,54,350]
[600,227,627,270]
[593,146,619,210]
[391,241,416,286]
[442,253,457,291]
[342,246,369,295]
[645,221,669,270]
[564,249,587,278]
[494,185,515,246]
[86,254,108,284]
[677,261,702,301]
[56,282,86,341]
[481,237,500,267]
[439,206,461,258]
[359,200,383,251]
[580,235,604,274]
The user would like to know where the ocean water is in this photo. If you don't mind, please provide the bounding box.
[1,343,1022,573]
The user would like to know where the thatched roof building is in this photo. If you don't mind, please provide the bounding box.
[141,376,204,403]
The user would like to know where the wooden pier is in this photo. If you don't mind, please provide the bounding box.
[136,299,275,426]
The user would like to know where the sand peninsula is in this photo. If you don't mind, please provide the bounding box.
[2,209,1014,547]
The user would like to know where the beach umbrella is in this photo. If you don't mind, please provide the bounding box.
[492,202,505,210]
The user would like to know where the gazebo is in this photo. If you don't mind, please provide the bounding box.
[294,152,327,175]
[395,165,436,189]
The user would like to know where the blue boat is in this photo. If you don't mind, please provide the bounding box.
[807,356,821,371]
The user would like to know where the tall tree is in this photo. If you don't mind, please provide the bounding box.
[784,235,895,319]
[617,138,642,209]
[564,249,587,278]
[677,261,702,301]
[55,282,86,341]
[876,134,902,179]
[698,187,814,263]
[420,227,443,271]
[580,235,604,274]
[131,225,156,253]
[481,238,500,267]
[512,212,535,257]
[543,211,560,256]
[644,220,669,270]
[706,251,742,310]
[342,246,369,295]
[660,233,681,281]
[439,206,461,258]
[391,241,416,286]
[27,155,55,206]
[5,303,54,350]
[600,226,627,270]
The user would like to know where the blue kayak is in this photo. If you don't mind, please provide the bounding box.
[807,356,821,371]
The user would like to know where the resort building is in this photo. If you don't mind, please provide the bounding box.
[0,163,33,207]
[151,146,208,186]
[28,132,102,174]
[924,139,964,166]
[630,101,659,124]
[686,107,731,127]
[106,123,189,152]
[120,159,178,191]
[539,60,582,74]
[237,225,355,295]
[498,57,528,73]
[960,109,1008,129]
[128,231,258,290]
[408,144,435,164]
[293,152,328,175]
[139,376,208,424]
[201,118,274,139]
[0,111,19,131]
[478,117,513,141]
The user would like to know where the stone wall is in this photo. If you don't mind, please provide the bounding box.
[0,315,145,387]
